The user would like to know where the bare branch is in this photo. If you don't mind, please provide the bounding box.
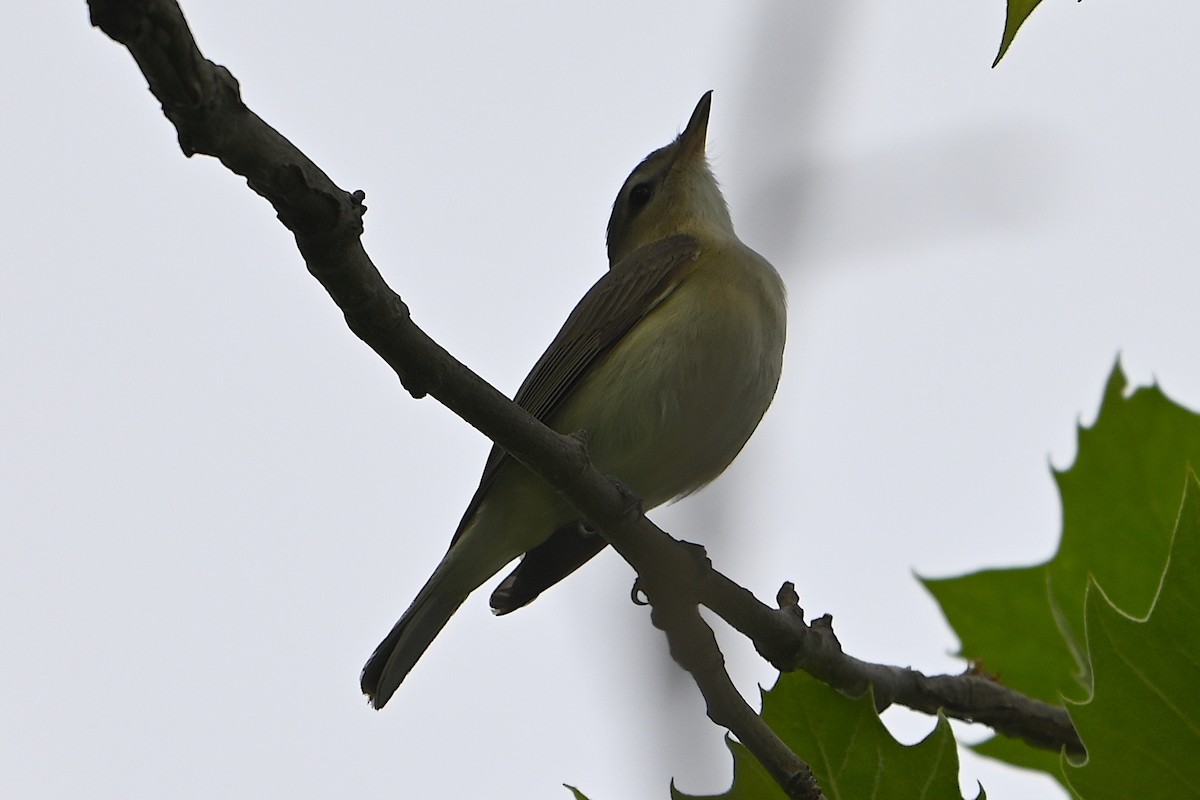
[88,1,1080,794]
[88,0,821,794]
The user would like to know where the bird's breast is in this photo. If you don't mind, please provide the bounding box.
[551,241,786,508]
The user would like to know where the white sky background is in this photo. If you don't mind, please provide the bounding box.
[4,1,1198,798]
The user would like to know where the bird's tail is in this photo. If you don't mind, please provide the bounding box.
[361,473,559,708]
[360,568,468,709]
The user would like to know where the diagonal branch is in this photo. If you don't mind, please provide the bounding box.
[87,1,822,796]
[88,1,1081,796]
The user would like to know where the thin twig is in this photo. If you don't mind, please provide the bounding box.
[702,573,1084,756]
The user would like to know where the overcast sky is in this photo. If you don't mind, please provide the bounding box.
[4,2,1199,799]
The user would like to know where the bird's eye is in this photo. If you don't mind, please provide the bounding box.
[629,182,654,210]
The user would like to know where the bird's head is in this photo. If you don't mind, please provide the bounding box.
[606,91,735,265]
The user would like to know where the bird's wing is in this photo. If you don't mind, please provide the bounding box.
[447,233,702,550]
[488,521,608,614]
[511,233,703,428]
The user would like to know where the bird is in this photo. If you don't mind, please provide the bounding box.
[361,91,787,709]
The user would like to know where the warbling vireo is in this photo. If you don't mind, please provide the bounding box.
[362,92,787,708]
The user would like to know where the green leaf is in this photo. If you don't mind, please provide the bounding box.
[564,785,591,800]
[924,362,1200,784]
[925,364,1198,696]
[924,564,1075,704]
[1064,474,1200,799]
[1047,370,1199,680]
[673,671,974,800]
[972,734,1065,779]
[994,0,1045,66]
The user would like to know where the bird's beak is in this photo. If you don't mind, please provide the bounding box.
[677,91,713,160]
